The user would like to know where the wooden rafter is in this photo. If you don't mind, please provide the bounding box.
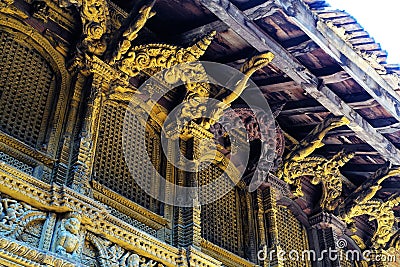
[199,0,400,164]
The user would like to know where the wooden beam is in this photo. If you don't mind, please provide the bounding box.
[279,93,378,116]
[286,39,318,57]
[279,106,326,116]
[281,117,400,133]
[258,70,349,89]
[199,0,400,165]
[277,0,400,122]
[175,0,280,43]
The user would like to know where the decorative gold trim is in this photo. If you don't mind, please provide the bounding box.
[0,131,55,168]
[200,239,254,267]
[59,0,109,55]
[32,0,77,32]
[341,167,400,249]
[92,181,168,229]
[0,0,28,19]
[0,163,185,267]
[277,116,353,211]
[187,246,222,267]
[0,236,75,267]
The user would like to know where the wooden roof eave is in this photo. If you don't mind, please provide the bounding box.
[199,0,400,165]
[277,0,400,123]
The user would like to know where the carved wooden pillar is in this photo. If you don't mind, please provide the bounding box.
[262,187,285,267]
[240,188,257,262]
[163,138,176,245]
[54,73,86,185]
[69,74,106,195]
[39,212,57,251]
[173,138,201,248]
[191,136,203,248]
[255,189,266,253]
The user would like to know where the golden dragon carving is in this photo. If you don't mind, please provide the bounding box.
[107,5,275,139]
[62,2,274,143]
[340,167,400,248]
[115,31,216,77]
[277,116,353,211]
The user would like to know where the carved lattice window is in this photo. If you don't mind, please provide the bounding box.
[0,30,55,148]
[276,206,310,267]
[199,163,242,255]
[93,103,161,214]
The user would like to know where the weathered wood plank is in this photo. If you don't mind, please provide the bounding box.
[199,0,400,165]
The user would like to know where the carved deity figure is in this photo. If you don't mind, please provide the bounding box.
[55,215,81,257]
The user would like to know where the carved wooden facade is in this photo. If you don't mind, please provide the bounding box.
[0,0,399,266]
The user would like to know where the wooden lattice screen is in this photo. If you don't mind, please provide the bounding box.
[93,102,162,214]
[199,162,242,255]
[0,30,55,149]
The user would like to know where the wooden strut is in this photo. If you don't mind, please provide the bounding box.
[199,0,400,165]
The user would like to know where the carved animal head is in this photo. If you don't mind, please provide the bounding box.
[240,52,274,76]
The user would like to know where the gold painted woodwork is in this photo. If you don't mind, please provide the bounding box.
[93,101,162,213]
[221,52,274,106]
[198,163,242,254]
[200,239,254,267]
[277,116,353,211]
[116,31,215,77]
[0,132,54,168]
[59,0,109,55]
[0,236,75,267]
[262,187,310,267]
[0,163,185,267]
[91,181,168,230]
[86,232,167,267]
[110,4,156,64]
[285,116,349,161]
[0,29,55,148]
[275,205,310,267]
[187,246,223,267]
[55,213,82,257]
[0,1,373,266]
[32,0,77,31]
[77,3,274,149]
[341,167,400,249]
[175,52,275,141]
